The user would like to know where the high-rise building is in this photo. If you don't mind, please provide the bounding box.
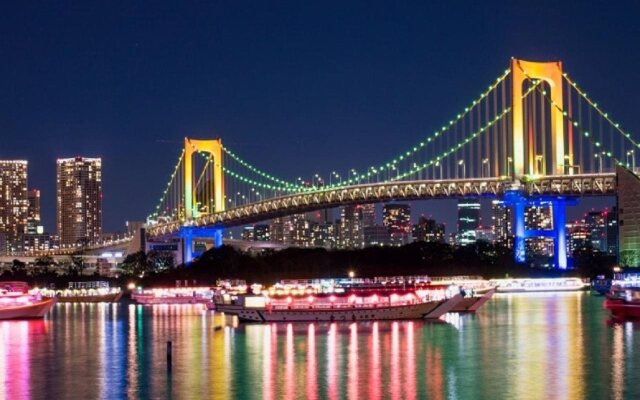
[312,222,337,249]
[413,216,445,243]
[26,189,42,235]
[585,211,607,253]
[270,216,294,244]
[291,214,314,247]
[383,203,412,246]
[241,226,255,241]
[361,204,376,228]
[364,226,391,247]
[524,202,554,257]
[339,205,364,249]
[56,157,103,246]
[457,198,480,246]
[254,224,270,241]
[606,208,618,256]
[492,200,513,247]
[0,160,29,253]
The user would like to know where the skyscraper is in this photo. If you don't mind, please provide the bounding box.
[360,204,376,228]
[492,200,513,247]
[339,205,364,249]
[56,157,102,246]
[413,216,445,243]
[383,203,411,246]
[457,198,480,246]
[26,189,41,235]
[0,160,28,253]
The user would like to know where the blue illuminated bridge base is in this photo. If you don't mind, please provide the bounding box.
[503,190,576,270]
[180,226,223,264]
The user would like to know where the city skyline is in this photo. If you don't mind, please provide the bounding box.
[1,2,638,232]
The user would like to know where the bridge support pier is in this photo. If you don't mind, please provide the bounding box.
[504,190,575,269]
[179,226,224,264]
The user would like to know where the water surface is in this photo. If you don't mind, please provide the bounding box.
[1,293,638,399]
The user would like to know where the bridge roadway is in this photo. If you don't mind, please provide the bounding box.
[147,173,616,237]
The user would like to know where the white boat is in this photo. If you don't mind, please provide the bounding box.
[214,284,462,322]
[489,278,589,293]
[132,286,214,305]
[0,282,56,319]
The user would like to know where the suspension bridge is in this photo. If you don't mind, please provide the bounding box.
[46,58,640,269]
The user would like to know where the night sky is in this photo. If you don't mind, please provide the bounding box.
[0,1,638,233]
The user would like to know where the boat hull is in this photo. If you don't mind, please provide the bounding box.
[217,294,462,322]
[451,289,495,312]
[0,298,56,320]
[56,292,123,303]
[604,298,640,319]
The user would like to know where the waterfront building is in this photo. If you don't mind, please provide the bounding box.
[241,226,255,241]
[254,224,270,241]
[339,205,364,249]
[606,208,618,255]
[56,157,102,246]
[475,227,495,243]
[457,198,480,246]
[492,199,513,247]
[383,203,412,246]
[26,189,42,234]
[291,214,314,247]
[524,202,554,257]
[568,222,590,255]
[413,216,445,243]
[270,216,294,244]
[311,222,337,249]
[364,225,392,247]
[361,204,376,227]
[0,160,29,254]
[585,211,607,253]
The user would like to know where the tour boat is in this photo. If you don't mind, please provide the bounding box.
[132,286,214,305]
[0,282,56,319]
[603,274,640,319]
[37,281,123,303]
[214,284,463,322]
[450,288,496,312]
[488,278,589,293]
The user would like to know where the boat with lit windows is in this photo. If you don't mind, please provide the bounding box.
[214,283,462,322]
[38,281,122,303]
[132,286,214,305]
[0,281,56,319]
[604,274,640,319]
[488,278,589,293]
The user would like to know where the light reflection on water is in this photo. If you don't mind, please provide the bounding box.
[0,293,638,399]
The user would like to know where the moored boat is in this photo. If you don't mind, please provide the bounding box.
[132,286,214,305]
[38,281,123,303]
[214,284,463,322]
[604,274,640,319]
[0,281,56,319]
[489,278,589,293]
[450,288,496,312]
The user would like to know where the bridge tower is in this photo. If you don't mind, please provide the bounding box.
[509,59,571,269]
[511,59,566,179]
[182,137,225,263]
[183,137,225,218]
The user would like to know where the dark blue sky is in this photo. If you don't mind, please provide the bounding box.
[0,1,637,232]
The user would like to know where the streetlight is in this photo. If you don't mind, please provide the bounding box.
[595,153,603,173]
[482,158,489,178]
[507,157,513,177]
[458,159,465,179]
[627,150,636,171]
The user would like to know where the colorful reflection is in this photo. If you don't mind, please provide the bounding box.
[0,294,637,399]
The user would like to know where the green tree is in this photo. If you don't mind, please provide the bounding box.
[120,251,152,277]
